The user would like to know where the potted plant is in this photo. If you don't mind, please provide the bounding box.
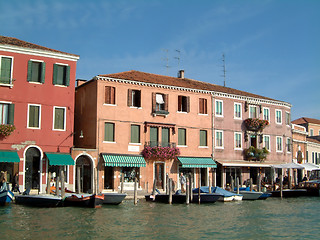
[0,124,16,137]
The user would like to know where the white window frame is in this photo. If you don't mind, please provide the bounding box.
[53,62,69,87]
[0,55,14,86]
[285,111,291,126]
[215,130,224,149]
[215,100,223,117]
[234,103,242,120]
[263,135,271,151]
[27,104,41,129]
[249,105,258,118]
[52,106,67,131]
[263,107,270,121]
[286,137,292,153]
[0,101,10,124]
[234,132,242,150]
[310,128,314,136]
[275,109,282,124]
[276,136,283,152]
[28,59,45,84]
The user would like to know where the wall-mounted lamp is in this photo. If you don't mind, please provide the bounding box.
[79,130,84,139]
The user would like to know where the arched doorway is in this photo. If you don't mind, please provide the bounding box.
[76,156,92,193]
[25,147,41,190]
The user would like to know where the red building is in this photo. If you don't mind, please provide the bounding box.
[0,36,79,193]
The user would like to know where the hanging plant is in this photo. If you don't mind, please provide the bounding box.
[0,124,16,137]
[142,146,180,160]
[243,146,269,162]
[244,118,269,131]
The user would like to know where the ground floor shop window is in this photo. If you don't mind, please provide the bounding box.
[121,167,139,182]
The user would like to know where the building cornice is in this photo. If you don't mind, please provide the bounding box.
[0,45,79,61]
[96,76,292,108]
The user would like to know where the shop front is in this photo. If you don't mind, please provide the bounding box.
[0,150,20,190]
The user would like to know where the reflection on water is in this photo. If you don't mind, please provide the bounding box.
[1,197,320,239]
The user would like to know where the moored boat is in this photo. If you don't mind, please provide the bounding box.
[193,186,243,202]
[102,192,127,205]
[271,189,308,198]
[191,193,222,203]
[15,194,63,207]
[64,193,104,208]
[0,189,14,206]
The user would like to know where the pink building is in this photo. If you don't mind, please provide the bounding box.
[0,36,79,193]
[74,70,292,192]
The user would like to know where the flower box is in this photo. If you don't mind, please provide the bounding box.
[244,118,269,132]
[142,146,180,160]
[0,124,16,137]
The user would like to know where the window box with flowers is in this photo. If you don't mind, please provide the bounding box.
[142,146,180,160]
[244,118,269,132]
[243,146,269,162]
[0,124,16,137]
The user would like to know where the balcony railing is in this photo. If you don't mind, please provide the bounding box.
[145,141,176,148]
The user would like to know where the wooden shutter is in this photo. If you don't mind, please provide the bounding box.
[162,128,170,146]
[204,99,207,114]
[105,86,110,104]
[131,125,140,143]
[128,89,132,107]
[164,94,168,111]
[8,104,15,125]
[105,123,114,141]
[178,96,182,111]
[110,87,115,105]
[27,60,32,82]
[1,57,12,83]
[40,62,46,83]
[52,64,58,85]
[199,98,203,114]
[187,96,190,113]
[65,65,70,86]
[152,93,156,112]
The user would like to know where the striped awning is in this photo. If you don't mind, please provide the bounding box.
[0,150,20,163]
[102,154,146,167]
[178,157,217,168]
[45,152,75,166]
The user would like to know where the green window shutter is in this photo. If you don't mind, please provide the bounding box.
[150,127,158,146]
[65,65,70,86]
[200,130,207,146]
[52,64,58,85]
[162,128,170,146]
[8,104,15,125]
[41,62,46,83]
[27,60,32,82]
[104,123,114,142]
[178,128,186,145]
[29,105,39,128]
[131,125,140,143]
[0,57,12,84]
[54,108,65,130]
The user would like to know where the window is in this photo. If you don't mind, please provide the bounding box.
[130,125,140,143]
[27,60,45,83]
[285,112,291,125]
[0,56,13,85]
[249,106,258,118]
[53,64,70,86]
[178,128,186,146]
[286,138,292,153]
[275,110,282,124]
[128,89,141,108]
[0,103,14,124]
[312,152,315,164]
[28,104,41,129]
[215,100,223,117]
[234,132,242,149]
[178,95,190,113]
[310,129,314,136]
[200,130,207,147]
[199,98,207,114]
[152,93,168,114]
[150,127,158,147]
[53,107,66,131]
[161,128,170,147]
[104,122,115,142]
[215,130,223,148]
[276,136,283,152]
[263,135,270,151]
[105,86,116,105]
[234,103,242,119]
[263,108,270,121]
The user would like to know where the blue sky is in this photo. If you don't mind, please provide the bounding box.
[1,0,319,120]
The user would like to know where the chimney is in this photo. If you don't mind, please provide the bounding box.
[76,79,87,87]
[178,70,185,79]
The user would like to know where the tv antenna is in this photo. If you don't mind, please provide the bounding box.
[162,49,170,75]
[222,53,226,87]
[174,49,181,69]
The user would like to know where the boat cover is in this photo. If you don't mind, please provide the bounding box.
[193,186,241,197]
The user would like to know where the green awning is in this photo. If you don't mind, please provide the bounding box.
[45,152,75,166]
[178,157,217,168]
[0,150,20,163]
[102,154,146,167]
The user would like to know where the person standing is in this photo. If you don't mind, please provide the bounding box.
[180,172,186,193]
[12,172,21,193]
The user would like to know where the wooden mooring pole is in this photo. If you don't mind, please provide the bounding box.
[209,176,212,194]
[236,177,240,195]
[186,178,190,205]
[152,179,156,195]
[280,173,283,199]
[55,174,60,196]
[168,178,172,204]
[134,177,138,205]
[198,170,201,204]
[46,172,51,194]
[60,167,65,199]
[258,173,261,192]
[120,174,124,193]
[189,174,193,203]
[77,166,81,194]
[250,178,253,192]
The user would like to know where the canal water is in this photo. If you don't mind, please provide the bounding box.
[1,197,320,239]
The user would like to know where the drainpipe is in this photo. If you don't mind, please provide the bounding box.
[211,93,216,187]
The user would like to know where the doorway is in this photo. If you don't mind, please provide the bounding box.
[25,147,41,190]
[154,162,165,189]
[104,167,114,189]
[76,156,92,193]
